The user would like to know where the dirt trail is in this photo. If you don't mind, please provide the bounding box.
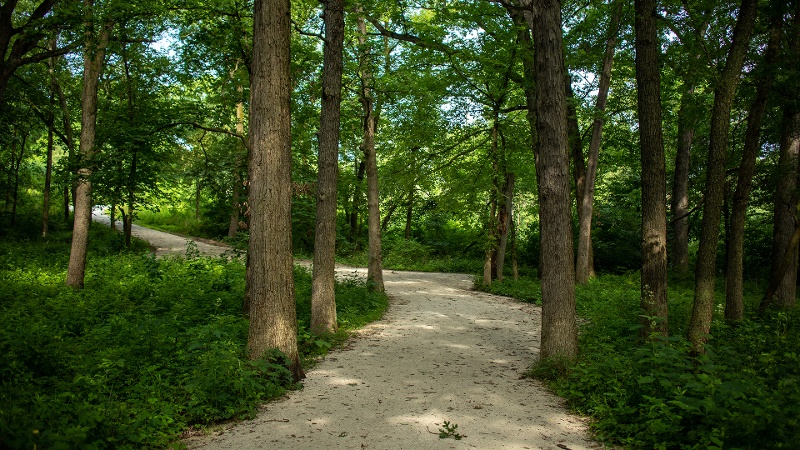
[95,214,600,449]
[92,208,233,258]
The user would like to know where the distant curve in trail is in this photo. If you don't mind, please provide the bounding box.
[91,208,233,258]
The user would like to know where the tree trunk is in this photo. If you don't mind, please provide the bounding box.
[195,179,201,220]
[405,187,414,239]
[511,218,519,281]
[63,186,70,223]
[53,67,76,223]
[494,173,515,282]
[485,115,501,284]
[124,150,137,247]
[66,2,113,288]
[671,86,694,276]
[10,131,27,226]
[247,0,303,381]
[357,14,384,292]
[42,115,54,237]
[311,0,344,335]
[725,12,783,321]
[484,193,497,285]
[566,79,595,281]
[42,50,57,238]
[228,88,246,238]
[688,0,758,352]
[767,108,800,309]
[110,202,116,230]
[634,0,669,337]
[577,0,621,285]
[531,0,578,360]
[350,159,365,242]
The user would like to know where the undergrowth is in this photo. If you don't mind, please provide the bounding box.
[338,236,483,274]
[0,220,388,449]
[507,274,800,449]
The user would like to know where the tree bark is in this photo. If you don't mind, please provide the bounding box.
[350,159,365,242]
[247,0,303,381]
[688,0,757,352]
[484,192,497,285]
[725,12,783,321]
[566,79,593,280]
[228,87,246,238]
[485,115,501,285]
[576,0,621,285]
[634,0,669,337]
[66,0,112,288]
[42,52,56,237]
[311,0,345,334]
[767,108,800,310]
[357,14,384,292]
[531,0,578,360]
[494,173,515,281]
[671,86,694,276]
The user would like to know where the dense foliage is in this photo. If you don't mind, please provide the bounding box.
[477,276,800,449]
[0,218,387,449]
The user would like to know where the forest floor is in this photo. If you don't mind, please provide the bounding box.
[93,212,602,450]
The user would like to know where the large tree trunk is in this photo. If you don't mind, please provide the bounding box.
[247,0,303,381]
[725,12,783,321]
[688,0,757,352]
[311,0,345,335]
[576,0,621,285]
[634,0,669,337]
[357,14,384,292]
[66,2,112,288]
[531,0,578,361]
[767,108,800,310]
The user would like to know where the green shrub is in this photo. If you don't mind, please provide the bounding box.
[517,275,800,449]
[474,275,540,303]
[0,220,387,449]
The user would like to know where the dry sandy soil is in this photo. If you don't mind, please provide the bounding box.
[94,212,601,449]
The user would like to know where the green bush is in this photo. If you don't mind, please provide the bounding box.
[522,275,800,449]
[474,275,540,304]
[0,221,387,449]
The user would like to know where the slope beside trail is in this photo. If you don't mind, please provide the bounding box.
[93,213,601,449]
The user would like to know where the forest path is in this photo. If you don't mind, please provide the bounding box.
[93,213,600,449]
[91,207,234,258]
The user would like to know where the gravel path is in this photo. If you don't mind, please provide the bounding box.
[91,208,233,258]
[94,212,600,449]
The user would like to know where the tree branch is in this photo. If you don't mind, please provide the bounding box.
[156,122,250,150]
